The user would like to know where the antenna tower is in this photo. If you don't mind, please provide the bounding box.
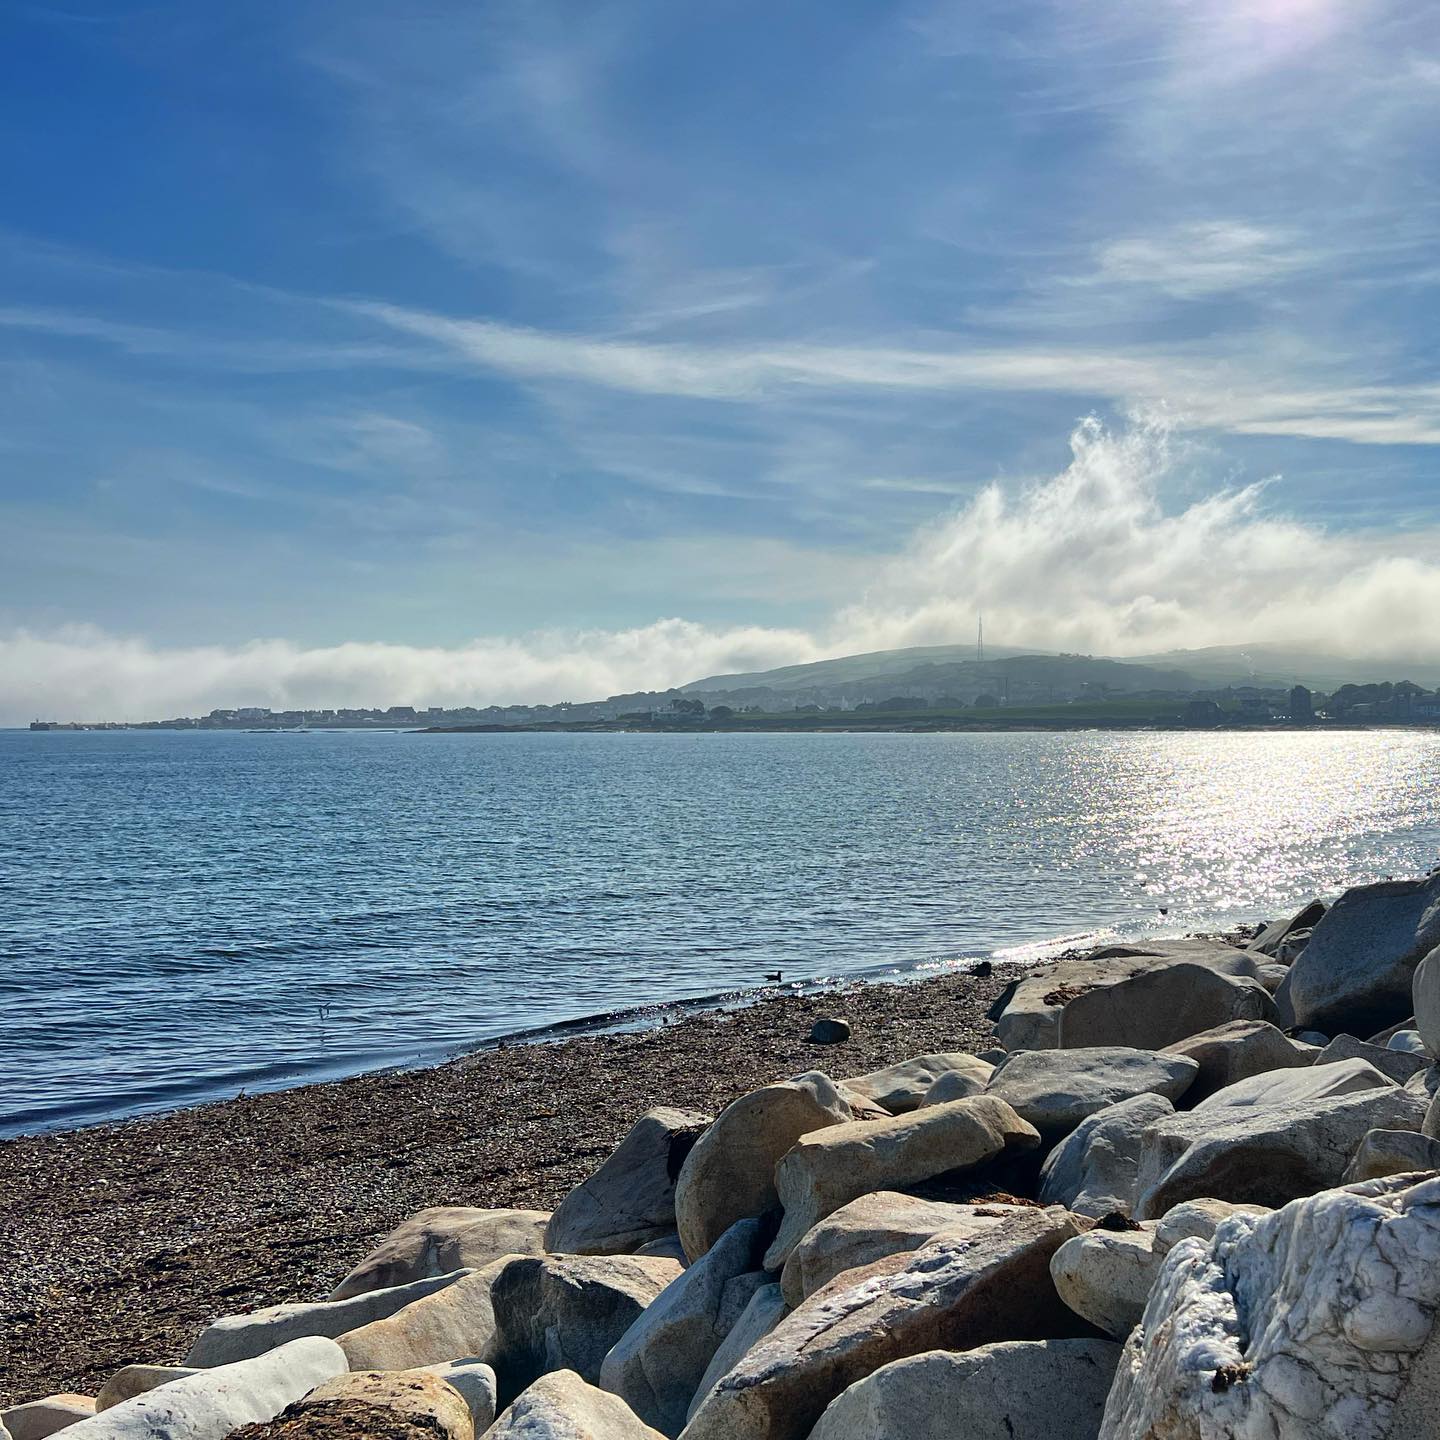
[977,613,985,664]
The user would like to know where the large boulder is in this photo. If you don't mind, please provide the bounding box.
[1344,1128,1440,1183]
[1192,1056,1395,1112]
[685,1285,788,1426]
[547,1109,712,1257]
[1314,1034,1429,1084]
[338,1257,516,1371]
[984,1047,1197,1144]
[1160,1020,1314,1103]
[1415,950,1440,1058]
[96,1369,198,1413]
[1100,1174,1440,1440]
[1151,1199,1270,1257]
[778,1192,1022,1308]
[763,1096,1039,1270]
[1247,899,1326,958]
[1057,962,1276,1051]
[808,1339,1122,1440]
[682,1206,1089,1440]
[1039,1094,1174,1218]
[0,1401,95,1440]
[598,1218,769,1437]
[486,1370,665,1439]
[1050,1226,1160,1340]
[240,1372,475,1440]
[1132,1083,1427,1220]
[673,1073,854,1263]
[329,1209,548,1301]
[1280,872,1440,1035]
[48,1340,345,1440]
[842,1054,994,1114]
[993,942,1262,1052]
[489,1253,681,1399]
[186,1271,469,1366]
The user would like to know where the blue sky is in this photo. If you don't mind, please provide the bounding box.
[2,0,1439,717]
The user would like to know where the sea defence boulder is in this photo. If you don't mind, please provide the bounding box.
[1315,1033,1430,1083]
[1057,962,1276,1052]
[683,1206,1089,1440]
[241,1371,477,1440]
[1132,1083,1427,1220]
[328,1208,548,1301]
[1100,1174,1440,1440]
[673,1073,855,1263]
[599,1217,770,1437]
[762,1096,1039,1270]
[488,1253,681,1399]
[778,1192,1022,1308]
[51,1340,345,1440]
[485,1370,665,1439]
[1191,1056,1394,1112]
[1280,872,1440,1035]
[1247,900,1326,958]
[686,1284,788,1426]
[842,1053,994,1114]
[1344,1128,1440,1183]
[547,1108,712,1257]
[0,1400,96,1440]
[1160,1020,1314,1103]
[808,1339,1122,1440]
[1050,1226,1160,1339]
[984,1047,1198,1144]
[1413,950,1440,1058]
[96,1368,199,1413]
[186,1271,469,1366]
[992,941,1262,1052]
[1038,1093,1174,1218]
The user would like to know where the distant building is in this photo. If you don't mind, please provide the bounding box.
[1289,685,1314,723]
[1185,699,1224,726]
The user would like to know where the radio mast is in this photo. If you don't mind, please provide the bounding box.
[977,613,985,664]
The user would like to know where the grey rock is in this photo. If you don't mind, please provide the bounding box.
[1247,900,1325,957]
[1050,1226,1161,1339]
[915,1068,988,1105]
[1132,1082,1427,1219]
[1039,1093,1174,1218]
[685,1284,787,1426]
[486,1370,666,1439]
[0,1401,96,1440]
[1415,949,1440,1058]
[985,1046,1198,1143]
[809,1339,1122,1440]
[1152,1199,1271,1257]
[673,1073,854,1263]
[1160,1020,1313,1103]
[1254,962,1290,993]
[1314,1033,1429,1084]
[1192,1056,1394,1112]
[1057,962,1276,1052]
[1389,1029,1429,1055]
[547,1108,711,1257]
[96,1368,198,1413]
[1343,1127,1440,1183]
[807,1018,851,1045]
[763,1096,1039,1270]
[51,1339,345,1440]
[292,1371,474,1440]
[632,1235,687,1265]
[599,1218,769,1437]
[1100,1174,1440,1440]
[329,1208,548,1301]
[1282,872,1440,1034]
[842,1053,994,1114]
[186,1270,469,1366]
[415,1360,499,1430]
[489,1253,681,1399]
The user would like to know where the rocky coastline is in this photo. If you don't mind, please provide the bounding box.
[5,876,1440,1439]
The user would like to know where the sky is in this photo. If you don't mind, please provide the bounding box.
[2,0,1439,720]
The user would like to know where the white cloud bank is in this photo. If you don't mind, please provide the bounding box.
[6,417,1440,724]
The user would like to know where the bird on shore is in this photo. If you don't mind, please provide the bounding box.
[764,970,783,983]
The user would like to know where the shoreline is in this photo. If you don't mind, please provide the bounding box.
[0,963,1032,1406]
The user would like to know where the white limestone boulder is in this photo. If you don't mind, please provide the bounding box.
[1038,1094,1173,1218]
[488,1253,681,1399]
[1280,872,1440,1035]
[186,1270,470,1366]
[48,1339,345,1440]
[547,1108,712,1257]
[984,1047,1198,1143]
[682,1206,1089,1440]
[808,1338,1122,1440]
[762,1095,1039,1270]
[778,1191,1022,1307]
[329,1208,548,1301]
[842,1053,994,1114]
[1050,1226,1160,1339]
[1132,1083,1427,1220]
[485,1370,665,1439]
[598,1217,769,1437]
[1100,1173,1440,1440]
[673,1073,854,1263]
[1160,1020,1314,1103]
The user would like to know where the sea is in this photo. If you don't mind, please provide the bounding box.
[3,726,1439,1138]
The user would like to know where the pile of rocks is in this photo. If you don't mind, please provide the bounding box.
[8,871,1440,1440]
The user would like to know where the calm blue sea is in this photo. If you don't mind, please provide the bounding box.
[3,727,1440,1137]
